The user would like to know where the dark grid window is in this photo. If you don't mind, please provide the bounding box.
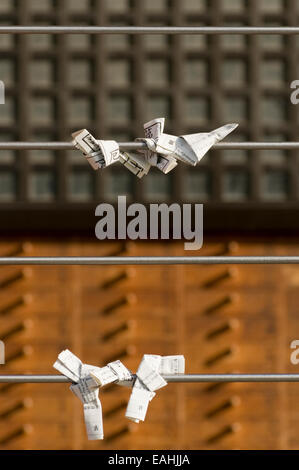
[0,0,298,230]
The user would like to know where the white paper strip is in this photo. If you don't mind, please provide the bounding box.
[136,355,167,392]
[125,354,185,423]
[125,386,154,423]
[53,350,104,440]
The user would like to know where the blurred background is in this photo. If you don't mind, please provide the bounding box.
[0,0,299,450]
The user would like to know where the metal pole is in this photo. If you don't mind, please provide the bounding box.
[0,375,70,383]
[1,142,299,151]
[0,256,298,265]
[0,142,146,151]
[1,374,299,383]
[167,374,299,383]
[1,26,299,35]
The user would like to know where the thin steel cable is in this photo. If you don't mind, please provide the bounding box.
[1,142,299,150]
[0,256,297,265]
[1,374,299,383]
[1,26,299,35]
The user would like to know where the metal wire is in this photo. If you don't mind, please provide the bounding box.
[1,142,299,150]
[0,142,145,151]
[0,142,145,150]
[1,374,299,383]
[1,26,299,35]
[0,256,298,265]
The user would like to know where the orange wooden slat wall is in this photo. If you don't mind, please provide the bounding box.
[0,238,298,449]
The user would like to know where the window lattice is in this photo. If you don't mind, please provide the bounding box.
[0,0,298,215]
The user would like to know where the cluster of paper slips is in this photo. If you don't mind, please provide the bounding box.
[53,349,185,440]
[72,117,238,178]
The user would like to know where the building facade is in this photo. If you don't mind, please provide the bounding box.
[0,0,299,449]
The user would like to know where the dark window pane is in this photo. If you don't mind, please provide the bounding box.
[105,171,134,200]
[224,96,248,121]
[145,60,169,88]
[69,60,92,87]
[222,59,247,87]
[262,97,287,123]
[185,96,210,124]
[0,59,15,85]
[29,171,56,201]
[105,0,128,13]
[107,60,131,87]
[31,97,54,125]
[68,171,93,201]
[0,172,16,201]
[184,59,209,87]
[107,96,132,123]
[30,60,54,87]
[184,170,211,200]
[222,0,246,13]
[144,171,172,201]
[261,60,285,88]
[0,97,15,125]
[261,170,289,201]
[146,96,170,122]
[69,98,93,126]
[223,170,249,201]
[182,0,207,13]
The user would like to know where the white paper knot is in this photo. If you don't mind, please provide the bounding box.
[53,350,185,440]
[53,350,133,440]
[72,118,238,178]
[126,354,185,423]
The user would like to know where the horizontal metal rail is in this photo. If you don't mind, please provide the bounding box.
[0,257,298,265]
[0,142,146,151]
[1,26,299,35]
[1,142,299,151]
[1,374,299,383]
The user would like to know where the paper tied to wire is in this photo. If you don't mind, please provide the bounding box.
[53,350,185,440]
[125,354,185,423]
[53,350,133,440]
[136,117,238,171]
[71,129,120,170]
[72,117,238,178]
